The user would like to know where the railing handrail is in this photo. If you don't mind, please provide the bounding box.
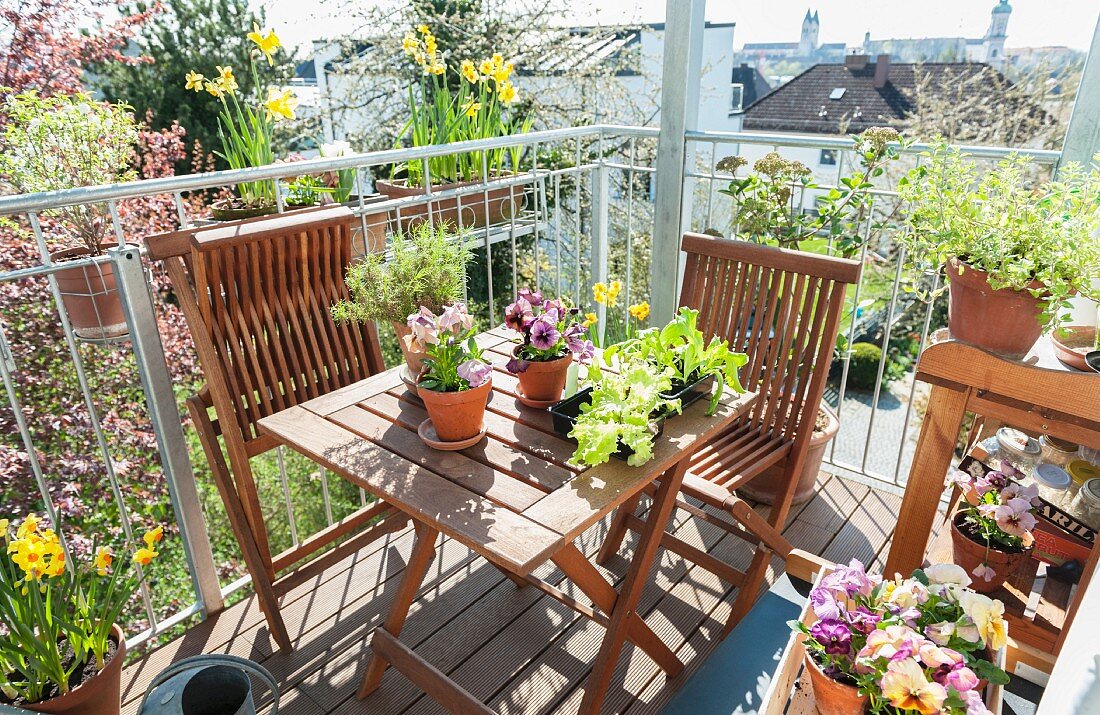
[684,128,1064,164]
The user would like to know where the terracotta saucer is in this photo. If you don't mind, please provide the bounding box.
[400,366,421,398]
[515,385,562,409]
[417,419,486,451]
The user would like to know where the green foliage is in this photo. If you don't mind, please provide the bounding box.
[847,342,884,391]
[605,307,747,415]
[570,362,680,468]
[283,176,332,207]
[0,92,139,254]
[89,0,292,171]
[897,141,1100,331]
[331,221,472,325]
[716,127,909,258]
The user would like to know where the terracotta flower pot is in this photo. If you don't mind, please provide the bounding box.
[946,258,1046,359]
[209,198,278,221]
[393,321,426,376]
[950,510,1033,593]
[512,348,572,403]
[51,245,128,341]
[418,376,492,442]
[376,174,525,231]
[803,651,868,715]
[739,404,839,506]
[27,624,126,715]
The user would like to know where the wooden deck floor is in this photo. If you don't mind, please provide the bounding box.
[119,472,903,715]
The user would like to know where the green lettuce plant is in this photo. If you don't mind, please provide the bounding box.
[897,141,1100,331]
[604,307,747,415]
[570,362,681,468]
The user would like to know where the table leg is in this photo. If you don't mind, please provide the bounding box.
[579,459,690,714]
[595,492,643,565]
[358,521,440,699]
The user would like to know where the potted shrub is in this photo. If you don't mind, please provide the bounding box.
[0,91,141,340]
[898,142,1100,358]
[331,221,471,380]
[794,560,1009,715]
[378,25,530,229]
[405,303,493,446]
[184,25,296,220]
[503,289,595,406]
[945,467,1039,592]
[0,514,163,715]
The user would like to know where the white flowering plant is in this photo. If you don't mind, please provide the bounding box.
[0,91,139,255]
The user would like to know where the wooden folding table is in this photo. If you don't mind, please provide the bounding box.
[258,329,757,714]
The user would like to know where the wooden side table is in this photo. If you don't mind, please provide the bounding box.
[883,334,1100,669]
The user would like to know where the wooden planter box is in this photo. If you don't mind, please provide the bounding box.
[760,569,1005,714]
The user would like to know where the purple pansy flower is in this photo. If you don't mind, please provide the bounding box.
[506,355,530,374]
[529,316,561,351]
[810,619,852,656]
[809,586,842,620]
[457,359,492,388]
[846,606,881,635]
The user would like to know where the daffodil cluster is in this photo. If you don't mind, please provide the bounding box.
[183,24,295,207]
[0,514,165,703]
[397,25,530,186]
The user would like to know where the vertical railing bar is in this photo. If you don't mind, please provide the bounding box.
[892,271,942,486]
[553,173,562,298]
[276,446,299,547]
[481,152,495,323]
[532,142,541,294]
[574,137,582,306]
[422,158,435,231]
[827,235,872,464]
[625,137,635,311]
[320,466,334,526]
[173,192,191,230]
[705,142,717,229]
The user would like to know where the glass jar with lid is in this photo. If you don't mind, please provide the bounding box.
[1080,444,1100,467]
[1068,478,1100,530]
[996,427,1041,473]
[1039,435,1079,469]
[1029,463,1074,510]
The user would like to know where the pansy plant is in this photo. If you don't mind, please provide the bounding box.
[792,560,1010,715]
[504,289,595,373]
[406,303,492,392]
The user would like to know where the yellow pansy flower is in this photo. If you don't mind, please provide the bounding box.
[583,312,598,328]
[497,81,517,104]
[247,23,281,66]
[185,70,206,92]
[460,60,478,83]
[264,88,299,120]
[16,514,39,539]
[462,99,482,117]
[133,546,158,566]
[93,546,113,576]
[143,525,164,548]
[629,302,650,321]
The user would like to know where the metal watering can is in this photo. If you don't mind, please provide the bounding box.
[137,654,279,715]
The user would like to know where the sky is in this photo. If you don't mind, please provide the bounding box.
[263,0,1099,54]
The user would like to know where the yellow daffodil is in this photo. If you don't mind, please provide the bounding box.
[402,33,418,55]
[93,546,113,576]
[629,302,650,321]
[492,59,513,84]
[204,80,224,98]
[583,312,598,328]
[462,99,482,117]
[479,58,494,76]
[185,70,206,92]
[593,282,609,305]
[213,65,238,94]
[16,514,39,539]
[424,34,437,58]
[263,88,299,120]
[497,81,517,104]
[42,549,65,578]
[143,525,164,548]
[417,24,430,35]
[460,59,478,83]
[247,23,281,66]
[491,53,504,68]
[133,546,158,566]
[428,62,445,76]
[608,280,622,302]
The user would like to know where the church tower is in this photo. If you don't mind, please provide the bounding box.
[799,9,820,56]
[984,0,1011,65]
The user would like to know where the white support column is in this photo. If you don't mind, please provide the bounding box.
[1059,14,1100,170]
[650,0,706,323]
[591,161,610,342]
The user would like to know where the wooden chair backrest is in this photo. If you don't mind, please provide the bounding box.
[150,206,385,448]
[678,233,861,446]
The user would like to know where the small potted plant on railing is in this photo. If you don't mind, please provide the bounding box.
[794,560,1009,715]
[504,289,594,406]
[898,141,1100,359]
[0,514,163,715]
[0,91,140,340]
[377,25,531,229]
[945,467,1039,592]
[332,221,471,384]
[282,175,333,208]
[406,303,494,448]
[183,24,297,220]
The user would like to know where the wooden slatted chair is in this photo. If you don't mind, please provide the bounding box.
[597,233,861,634]
[146,206,409,651]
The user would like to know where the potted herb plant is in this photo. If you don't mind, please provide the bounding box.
[184,25,296,220]
[378,25,530,229]
[331,221,472,379]
[794,560,1009,715]
[0,91,140,340]
[405,303,493,446]
[504,289,594,406]
[282,175,332,208]
[898,142,1100,358]
[0,514,163,715]
[945,467,1039,592]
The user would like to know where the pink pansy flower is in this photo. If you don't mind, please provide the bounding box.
[923,620,957,646]
[993,499,1036,538]
[1000,481,1040,507]
[972,563,997,583]
[406,307,440,350]
[919,643,979,692]
[962,689,994,715]
[859,624,925,663]
[438,303,474,334]
[456,359,492,388]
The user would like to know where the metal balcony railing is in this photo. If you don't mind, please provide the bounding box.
[0,123,1063,646]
